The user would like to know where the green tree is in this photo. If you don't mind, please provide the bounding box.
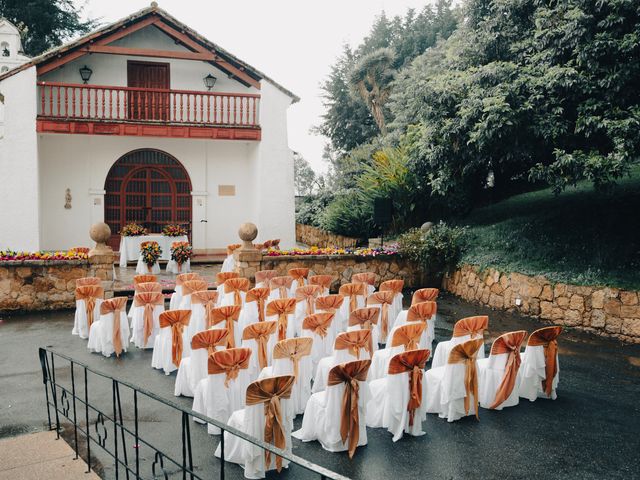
[293,152,319,197]
[0,0,98,57]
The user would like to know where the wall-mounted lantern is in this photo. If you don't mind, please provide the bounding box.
[79,65,93,84]
[203,73,217,91]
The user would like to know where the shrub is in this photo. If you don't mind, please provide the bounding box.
[295,190,334,227]
[319,191,374,238]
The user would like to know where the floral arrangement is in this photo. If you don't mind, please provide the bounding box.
[140,241,162,269]
[265,244,399,257]
[0,248,89,261]
[119,223,148,236]
[162,224,188,237]
[170,241,192,269]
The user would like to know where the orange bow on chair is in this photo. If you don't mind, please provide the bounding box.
[288,268,309,283]
[209,305,242,348]
[175,273,200,287]
[133,291,164,346]
[269,276,294,299]
[76,285,104,330]
[488,330,527,409]
[255,270,278,286]
[453,316,489,339]
[411,288,439,304]
[348,307,379,330]
[216,271,239,287]
[224,277,250,306]
[390,323,426,351]
[134,274,158,285]
[528,326,562,396]
[447,338,484,419]
[191,328,228,356]
[327,359,371,459]
[181,280,209,296]
[159,310,192,367]
[273,337,313,381]
[315,294,344,314]
[208,347,252,387]
[388,349,430,426]
[246,287,270,322]
[367,291,395,343]
[135,281,162,294]
[302,313,334,338]
[309,275,334,292]
[407,301,437,322]
[100,297,128,357]
[191,290,219,327]
[242,321,278,370]
[245,375,295,472]
[226,244,241,256]
[351,272,376,288]
[334,330,373,359]
[295,285,322,318]
[339,283,366,314]
[380,279,404,295]
[76,276,100,287]
[266,298,296,341]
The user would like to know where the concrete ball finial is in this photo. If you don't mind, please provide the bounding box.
[89,222,112,256]
[238,222,258,250]
[151,1,159,8]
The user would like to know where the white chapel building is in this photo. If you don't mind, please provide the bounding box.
[0,4,298,252]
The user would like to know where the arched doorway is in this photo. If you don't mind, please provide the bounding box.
[104,149,192,249]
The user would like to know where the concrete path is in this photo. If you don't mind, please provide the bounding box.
[0,431,99,479]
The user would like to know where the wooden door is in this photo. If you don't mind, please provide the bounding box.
[127,61,170,121]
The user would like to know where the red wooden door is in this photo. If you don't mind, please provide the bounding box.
[127,61,170,121]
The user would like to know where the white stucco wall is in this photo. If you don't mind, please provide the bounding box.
[0,66,40,250]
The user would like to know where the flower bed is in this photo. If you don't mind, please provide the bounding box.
[0,248,89,261]
[265,245,399,257]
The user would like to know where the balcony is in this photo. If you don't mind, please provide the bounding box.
[36,82,261,140]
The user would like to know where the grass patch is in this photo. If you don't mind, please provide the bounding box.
[457,166,640,290]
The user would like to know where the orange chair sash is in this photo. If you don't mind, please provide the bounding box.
[159,310,192,367]
[302,313,334,338]
[76,285,104,330]
[388,349,430,426]
[191,290,219,327]
[76,277,100,287]
[255,270,278,285]
[339,283,365,313]
[489,331,527,409]
[315,294,344,313]
[380,279,404,295]
[216,271,239,286]
[407,301,437,322]
[246,287,270,322]
[266,298,296,341]
[133,291,164,346]
[453,315,489,338]
[226,243,241,255]
[209,306,242,348]
[242,321,278,369]
[295,285,321,317]
[529,326,562,396]
[100,297,128,357]
[273,337,313,380]
[208,347,252,387]
[334,330,372,359]
[348,307,379,330]
[352,272,376,286]
[191,328,228,355]
[135,282,162,293]
[245,375,295,472]
[447,338,484,419]
[327,359,371,459]
[288,268,309,282]
[367,291,395,342]
[411,288,439,304]
[390,323,426,351]
[270,276,294,299]
[134,274,157,285]
[309,275,333,290]
[224,277,250,305]
[181,280,209,296]
[175,273,200,286]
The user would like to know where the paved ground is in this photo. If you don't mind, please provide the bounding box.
[1,293,639,479]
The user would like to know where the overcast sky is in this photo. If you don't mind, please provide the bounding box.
[78,0,433,172]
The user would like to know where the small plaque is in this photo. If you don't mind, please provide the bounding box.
[218,185,236,196]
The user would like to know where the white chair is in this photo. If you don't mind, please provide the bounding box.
[175,328,228,397]
[379,279,404,326]
[136,256,160,274]
[294,284,321,336]
[209,305,242,349]
[214,375,295,478]
[367,290,396,345]
[170,273,200,310]
[220,277,250,308]
[166,258,191,274]
[72,285,103,339]
[293,359,371,459]
[308,274,333,296]
[192,347,252,435]
[519,326,562,401]
[391,301,438,354]
[178,279,209,310]
[477,330,527,410]
[187,290,219,340]
[259,337,313,415]
[239,287,270,333]
[241,321,278,380]
[75,276,100,288]
[424,338,483,422]
[301,313,336,370]
[215,272,240,306]
[346,306,380,349]
[411,287,439,305]
[288,267,309,291]
[366,349,430,441]
[315,294,345,338]
[352,272,377,296]
[254,270,278,289]
[220,244,240,273]
[87,297,129,358]
[313,330,373,393]
[431,316,488,368]
[266,298,297,342]
[368,322,426,381]
[338,283,366,324]
[130,291,164,349]
[127,277,160,318]
[151,310,192,375]
[267,276,294,302]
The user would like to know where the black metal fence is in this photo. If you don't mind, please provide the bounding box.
[38,347,347,480]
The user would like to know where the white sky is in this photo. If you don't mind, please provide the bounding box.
[77,0,433,172]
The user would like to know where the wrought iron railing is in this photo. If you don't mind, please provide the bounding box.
[39,347,346,480]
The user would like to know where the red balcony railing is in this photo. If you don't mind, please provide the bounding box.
[37,82,260,127]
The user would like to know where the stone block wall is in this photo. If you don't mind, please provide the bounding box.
[443,264,640,344]
[295,224,361,248]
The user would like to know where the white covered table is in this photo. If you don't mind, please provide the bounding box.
[119,235,188,267]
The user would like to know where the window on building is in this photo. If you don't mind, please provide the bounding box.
[1,42,9,57]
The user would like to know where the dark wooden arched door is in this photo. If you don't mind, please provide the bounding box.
[104,149,192,249]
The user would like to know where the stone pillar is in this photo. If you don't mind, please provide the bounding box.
[233,222,263,284]
[88,222,115,298]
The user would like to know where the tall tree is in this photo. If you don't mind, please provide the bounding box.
[0,0,98,57]
[293,152,319,197]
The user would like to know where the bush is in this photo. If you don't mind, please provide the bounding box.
[319,191,374,238]
[296,190,334,227]
[398,222,466,279]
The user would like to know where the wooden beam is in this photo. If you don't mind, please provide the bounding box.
[211,55,260,89]
[82,45,215,61]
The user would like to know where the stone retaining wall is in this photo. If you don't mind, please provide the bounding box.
[0,254,115,312]
[295,224,361,248]
[443,265,640,344]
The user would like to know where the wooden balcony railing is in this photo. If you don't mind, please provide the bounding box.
[37,82,260,127]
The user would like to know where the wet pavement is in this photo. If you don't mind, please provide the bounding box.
[1,293,639,479]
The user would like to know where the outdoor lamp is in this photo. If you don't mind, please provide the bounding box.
[79,65,93,84]
[203,73,217,91]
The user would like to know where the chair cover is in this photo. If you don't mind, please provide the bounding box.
[338,283,366,321]
[170,273,200,310]
[380,279,404,325]
[134,274,158,285]
[288,267,310,291]
[151,310,192,375]
[301,313,336,369]
[431,315,488,368]
[215,375,295,479]
[239,288,270,333]
[367,291,396,345]
[87,297,129,358]
[477,330,527,410]
[346,307,380,348]
[128,281,161,318]
[175,328,228,397]
[209,305,242,349]
[313,330,373,393]
[369,323,426,381]
[268,276,294,301]
[519,326,562,401]
[391,301,437,353]
[179,280,209,310]
[412,288,439,304]
[221,244,241,273]
[187,290,219,340]
[220,277,250,308]
[130,291,164,349]
[315,294,345,336]
[294,285,322,336]
[293,359,371,459]
[76,277,100,287]
[254,270,278,289]
[72,285,104,339]
[192,347,252,435]
[352,272,376,295]
[166,258,191,274]
[266,298,297,341]
[242,321,278,379]
[366,349,430,441]
[308,275,333,296]
[216,271,240,287]
[136,256,160,275]
[260,337,313,415]
[425,338,484,422]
